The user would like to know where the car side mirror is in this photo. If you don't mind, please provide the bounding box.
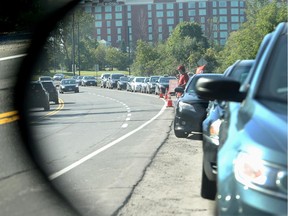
[195,77,246,102]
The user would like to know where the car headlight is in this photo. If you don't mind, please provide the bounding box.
[234,152,287,199]
[179,101,195,112]
[209,119,222,145]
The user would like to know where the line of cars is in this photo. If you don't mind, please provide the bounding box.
[100,73,178,95]
[173,22,287,215]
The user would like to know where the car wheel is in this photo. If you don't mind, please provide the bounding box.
[201,165,216,200]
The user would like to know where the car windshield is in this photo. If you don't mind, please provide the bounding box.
[41,82,54,89]
[258,34,287,104]
[159,77,175,83]
[111,74,123,79]
[62,79,76,84]
[84,76,95,80]
[136,78,145,82]
[151,77,159,82]
[120,77,128,81]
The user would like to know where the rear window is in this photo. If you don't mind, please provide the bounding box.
[42,82,54,90]
[230,64,253,84]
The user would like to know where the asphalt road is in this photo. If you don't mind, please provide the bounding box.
[0,39,215,216]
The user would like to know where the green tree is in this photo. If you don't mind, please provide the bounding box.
[106,47,129,71]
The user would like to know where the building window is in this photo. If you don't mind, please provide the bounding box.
[106,21,111,27]
[213,9,217,15]
[179,10,183,17]
[219,16,227,22]
[231,1,239,7]
[95,21,102,27]
[115,5,122,12]
[105,6,112,12]
[179,3,183,9]
[240,16,245,22]
[148,4,152,10]
[200,17,205,23]
[220,32,228,38]
[231,24,239,30]
[240,9,245,15]
[117,28,121,34]
[240,1,244,7]
[158,19,162,25]
[148,19,152,25]
[190,17,195,22]
[96,28,101,35]
[231,9,239,15]
[231,16,239,22]
[117,35,122,41]
[148,12,152,18]
[188,2,195,8]
[128,20,131,26]
[107,35,111,42]
[158,34,163,41]
[220,24,227,30]
[107,28,111,34]
[115,13,122,19]
[199,2,206,8]
[127,5,131,12]
[85,6,91,13]
[97,36,101,41]
[201,25,205,31]
[189,10,196,16]
[199,9,206,16]
[95,6,101,12]
[179,18,184,22]
[128,13,131,19]
[213,24,218,30]
[213,32,218,38]
[158,26,162,33]
[116,20,122,27]
[156,3,163,10]
[148,27,152,33]
[167,3,174,9]
[157,11,163,17]
[220,39,226,45]
[167,19,174,25]
[167,11,174,17]
[169,26,173,32]
[219,9,227,15]
[149,34,153,41]
[95,14,102,20]
[213,1,217,7]
[219,1,227,7]
[105,13,112,20]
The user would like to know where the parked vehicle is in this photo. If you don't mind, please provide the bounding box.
[59,79,79,93]
[146,76,160,94]
[40,81,59,104]
[173,73,222,138]
[28,81,50,111]
[126,76,134,92]
[195,22,287,216]
[100,73,110,88]
[39,76,52,81]
[140,77,150,93]
[130,76,146,92]
[76,76,83,86]
[201,59,255,200]
[155,76,177,95]
[117,76,129,90]
[106,73,124,89]
[81,76,97,86]
[53,73,64,81]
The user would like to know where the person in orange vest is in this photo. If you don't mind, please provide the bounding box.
[177,65,189,97]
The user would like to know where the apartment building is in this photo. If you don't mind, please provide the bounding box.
[83,0,246,47]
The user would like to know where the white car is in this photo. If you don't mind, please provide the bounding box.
[131,77,146,92]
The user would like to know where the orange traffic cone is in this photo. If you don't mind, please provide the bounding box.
[166,93,173,107]
[159,89,163,98]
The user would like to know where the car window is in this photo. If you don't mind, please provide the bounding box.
[258,33,287,104]
[229,65,254,84]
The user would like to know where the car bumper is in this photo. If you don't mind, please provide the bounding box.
[202,134,218,181]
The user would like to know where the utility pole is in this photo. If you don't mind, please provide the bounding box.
[72,12,76,76]
[127,26,131,75]
[78,19,80,75]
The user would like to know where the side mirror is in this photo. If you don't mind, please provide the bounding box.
[195,77,246,102]
[174,87,184,93]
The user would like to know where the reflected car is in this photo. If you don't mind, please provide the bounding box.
[81,76,97,86]
[100,73,110,88]
[117,76,129,90]
[140,77,150,93]
[131,76,146,92]
[155,76,177,95]
[146,76,160,94]
[106,73,125,89]
[41,81,59,104]
[59,78,79,93]
[28,81,50,111]
[173,73,222,138]
[195,22,287,216]
[201,59,255,200]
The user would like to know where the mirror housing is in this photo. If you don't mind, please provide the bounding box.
[174,87,184,93]
[195,77,246,102]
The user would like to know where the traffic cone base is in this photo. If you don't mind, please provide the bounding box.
[166,94,173,107]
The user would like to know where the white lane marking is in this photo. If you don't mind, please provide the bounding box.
[121,123,128,128]
[48,102,166,181]
[0,54,27,61]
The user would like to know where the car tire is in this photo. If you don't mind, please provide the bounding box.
[201,165,216,200]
